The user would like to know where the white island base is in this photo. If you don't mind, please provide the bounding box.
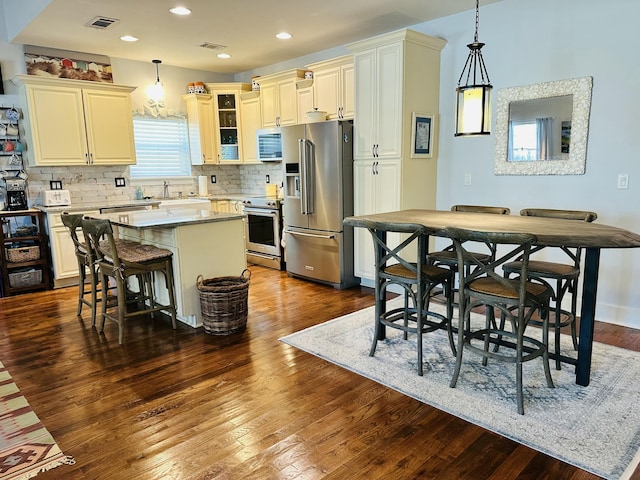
[117,215,247,328]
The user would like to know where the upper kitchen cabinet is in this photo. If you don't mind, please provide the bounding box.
[296,80,314,124]
[258,69,305,127]
[208,83,251,164]
[348,30,445,162]
[182,93,216,165]
[11,75,136,166]
[306,55,354,120]
[239,91,262,164]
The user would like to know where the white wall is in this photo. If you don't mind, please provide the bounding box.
[413,0,640,327]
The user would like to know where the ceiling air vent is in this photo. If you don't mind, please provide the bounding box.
[85,16,120,29]
[199,42,227,51]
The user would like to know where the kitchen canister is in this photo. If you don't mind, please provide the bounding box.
[251,76,260,91]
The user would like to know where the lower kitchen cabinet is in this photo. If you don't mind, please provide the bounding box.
[353,159,400,283]
[0,210,51,296]
[46,210,99,288]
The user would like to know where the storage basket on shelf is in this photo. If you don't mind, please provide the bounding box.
[196,269,251,335]
[8,268,42,288]
[6,245,40,263]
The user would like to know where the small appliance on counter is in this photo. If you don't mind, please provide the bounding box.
[41,189,71,207]
[2,178,28,211]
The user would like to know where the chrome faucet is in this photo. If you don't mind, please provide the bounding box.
[163,181,169,199]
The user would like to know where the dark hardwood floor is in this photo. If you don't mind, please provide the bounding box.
[1,265,639,479]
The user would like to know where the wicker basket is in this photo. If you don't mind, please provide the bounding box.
[197,269,251,335]
[9,269,43,288]
[7,245,40,263]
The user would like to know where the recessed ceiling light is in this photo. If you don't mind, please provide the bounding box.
[120,35,139,42]
[169,6,191,15]
[217,53,231,59]
[276,32,292,40]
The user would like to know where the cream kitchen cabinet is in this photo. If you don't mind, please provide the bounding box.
[296,81,315,123]
[259,69,305,127]
[46,210,100,288]
[352,159,400,280]
[348,29,446,285]
[306,55,354,120]
[182,94,217,165]
[210,200,230,213]
[239,91,261,164]
[208,83,251,164]
[12,75,136,166]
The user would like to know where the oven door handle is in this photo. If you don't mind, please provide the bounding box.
[286,229,335,240]
[244,208,278,218]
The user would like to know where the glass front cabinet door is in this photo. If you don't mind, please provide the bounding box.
[209,83,251,164]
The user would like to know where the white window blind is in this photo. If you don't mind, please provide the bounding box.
[130,117,191,178]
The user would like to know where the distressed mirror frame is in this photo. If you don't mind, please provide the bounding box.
[494,76,593,175]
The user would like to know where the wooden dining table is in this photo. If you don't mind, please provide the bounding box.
[344,209,640,386]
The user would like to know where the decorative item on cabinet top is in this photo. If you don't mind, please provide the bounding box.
[187,82,207,94]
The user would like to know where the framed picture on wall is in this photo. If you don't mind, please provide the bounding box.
[411,113,434,158]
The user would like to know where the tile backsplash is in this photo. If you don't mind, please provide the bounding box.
[25,163,284,206]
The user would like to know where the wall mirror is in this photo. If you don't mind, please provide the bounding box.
[494,76,593,175]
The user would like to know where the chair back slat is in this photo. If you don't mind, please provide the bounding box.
[520,208,597,223]
[451,205,511,215]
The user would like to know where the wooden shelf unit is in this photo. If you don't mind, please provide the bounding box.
[0,210,51,296]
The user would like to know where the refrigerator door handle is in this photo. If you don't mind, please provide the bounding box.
[286,229,336,240]
[298,139,308,214]
[299,138,314,215]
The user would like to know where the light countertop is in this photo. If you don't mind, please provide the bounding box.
[89,207,244,229]
[32,200,160,214]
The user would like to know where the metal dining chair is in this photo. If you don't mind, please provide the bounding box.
[502,208,598,369]
[363,220,455,376]
[446,226,555,415]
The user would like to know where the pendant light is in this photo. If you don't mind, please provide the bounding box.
[455,0,492,136]
[147,59,164,103]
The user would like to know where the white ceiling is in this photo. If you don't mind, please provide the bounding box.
[8,0,502,74]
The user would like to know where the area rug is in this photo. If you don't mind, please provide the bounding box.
[0,361,74,479]
[280,298,640,480]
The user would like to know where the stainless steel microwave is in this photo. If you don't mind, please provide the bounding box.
[256,128,282,162]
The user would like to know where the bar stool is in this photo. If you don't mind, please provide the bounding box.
[363,220,455,376]
[502,208,597,369]
[446,227,555,415]
[81,218,177,344]
[61,213,99,325]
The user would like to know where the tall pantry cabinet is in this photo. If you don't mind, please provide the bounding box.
[347,29,446,284]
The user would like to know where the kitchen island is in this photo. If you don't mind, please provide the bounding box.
[93,207,246,328]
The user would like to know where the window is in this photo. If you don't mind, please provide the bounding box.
[510,121,537,161]
[130,117,191,178]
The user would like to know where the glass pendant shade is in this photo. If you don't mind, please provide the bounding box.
[147,81,164,102]
[147,59,164,102]
[455,84,491,136]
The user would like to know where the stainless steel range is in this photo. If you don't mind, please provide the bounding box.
[242,196,285,270]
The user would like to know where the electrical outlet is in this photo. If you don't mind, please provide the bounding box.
[464,173,472,186]
[266,175,270,183]
[115,177,126,187]
[49,180,62,190]
[617,173,629,190]
[210,175,217,184]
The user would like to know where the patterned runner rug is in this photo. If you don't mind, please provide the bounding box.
[0,361,73,479]
[280,298,640,480]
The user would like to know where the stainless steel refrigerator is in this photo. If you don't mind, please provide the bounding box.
[282,120,358,289]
